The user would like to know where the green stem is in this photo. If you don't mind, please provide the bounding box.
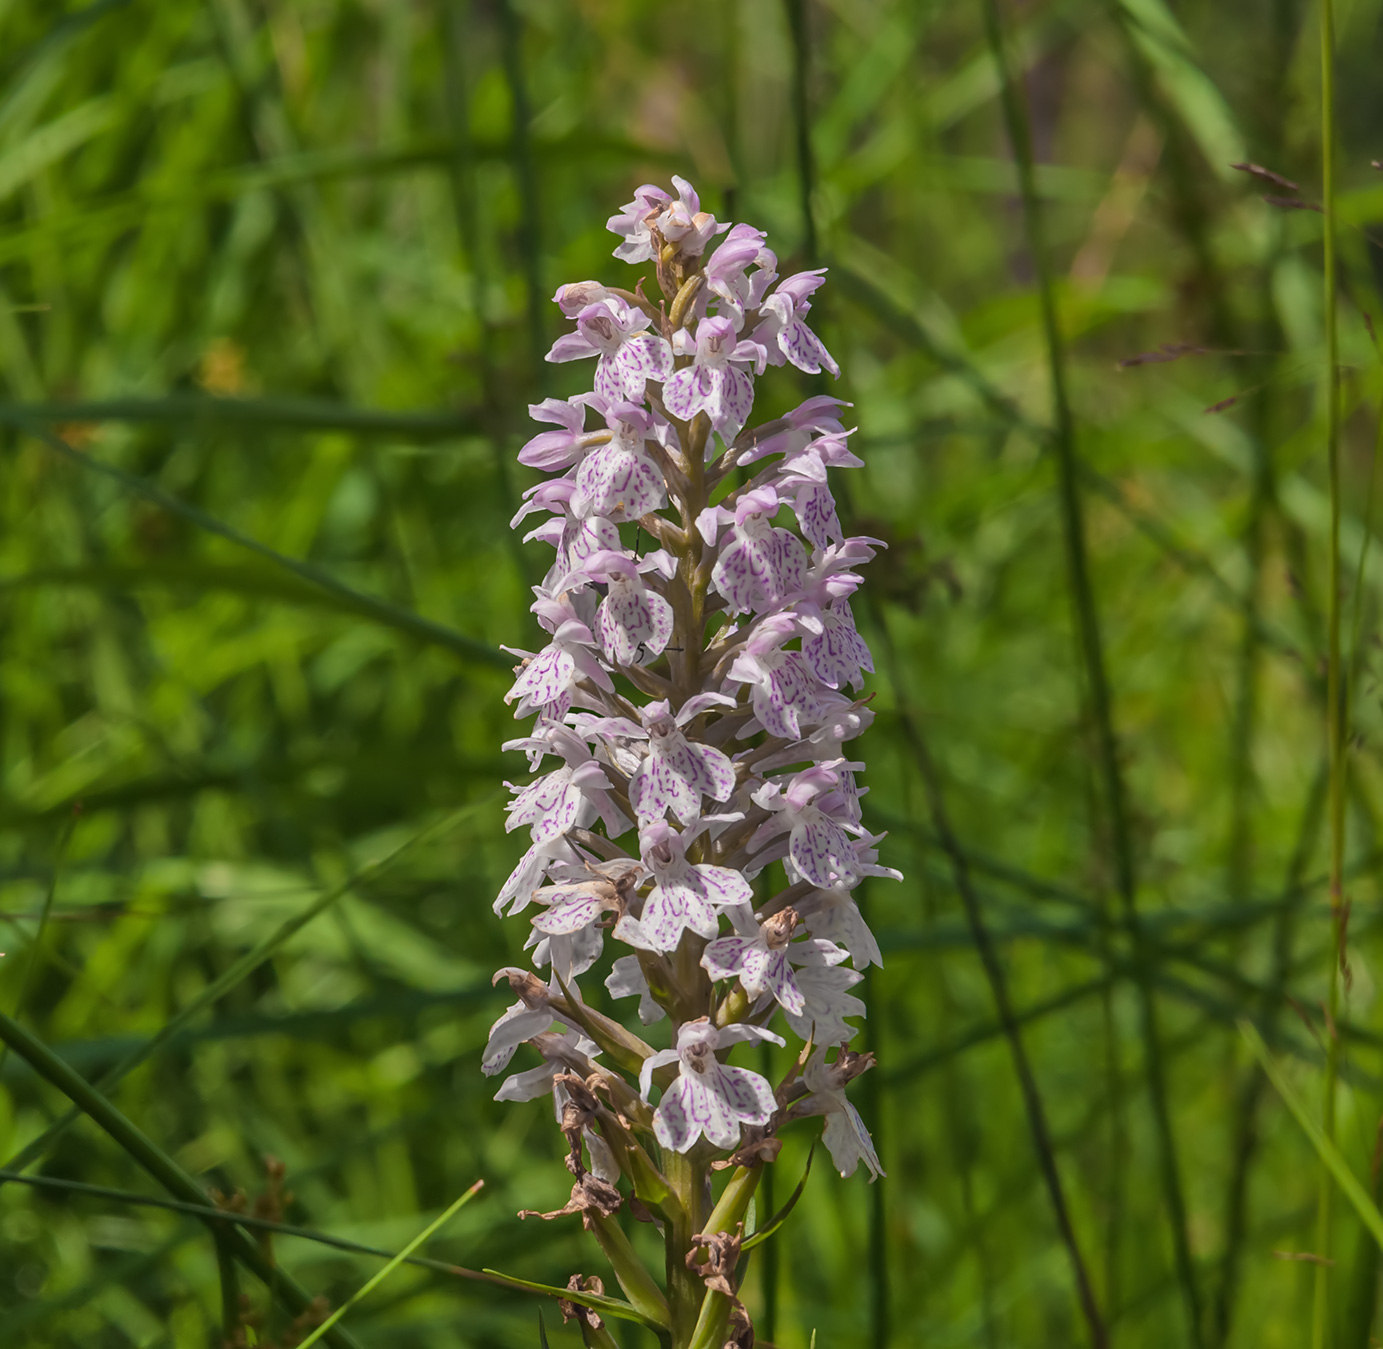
[662,1148,707,1348]
[1316,0,1344,1343]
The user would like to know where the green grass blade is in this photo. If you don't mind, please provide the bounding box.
[1241,1021,1383,1247]
[1,796,496,1177]
[295,1181,484,1348]
[0,415,510,669]
[0,1009,364,1349]
[479,1269,658,1329]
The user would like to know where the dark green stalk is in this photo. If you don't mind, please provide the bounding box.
[869,602,1107,1348]
[495,0,545,391]
[1214,761,1328,1341]
[783,0,817,263]
[215,1233,242,1341]
[1316,0,1344,1341]
[0,1009,363,1349]
[441,0,531,587]
[758,1041,778,1343]
[0,816,72,1079]
[980,2,1201,1343]
[860,882,890,1349]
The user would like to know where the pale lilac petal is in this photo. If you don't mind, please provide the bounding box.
[482,1003,553,1075]
[823,1101,884,1179]
[546,331,598,363]
[794,483,842,550]
[495,1061,558,1102]
[638,1046,682,1101]
[507,646,575,711]
[598,583,673,666]
[682,1074,741,1151]
[607,954,666,1025]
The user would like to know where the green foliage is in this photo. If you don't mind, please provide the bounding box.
[0,0,1381,1345]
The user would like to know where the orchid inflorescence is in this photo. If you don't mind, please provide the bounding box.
[483,176,899,1348]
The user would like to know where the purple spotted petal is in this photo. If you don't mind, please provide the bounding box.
[780,316,838,377]
[711,528,807,615]
[710,537,767,614]
[598,582,673,666]
[573,443,666,521]
[706,364,754,438]
[692,864,753,910]
[716,1064,776,1126]
[506,770,581,842]
[631,733,736,824]
[662,365,715,422]
[508,645,575,710]
[762,952,806,1015]
[686,742,736,801]
[652,1078,697,1151]
[533,895,605,935]
[702,935,754,982]
[790,813,860,888]
[609,334,674,400]
[749,651,821,740]
[803,604,871,689]
[794,483,842,550]
[558,516,622,573]
[637,877,720,950]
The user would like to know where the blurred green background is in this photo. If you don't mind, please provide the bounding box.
[2,0,1383,1345]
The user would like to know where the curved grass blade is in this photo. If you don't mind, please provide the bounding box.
[295,1183,484,1348]
[1,394,484,439]
[742,1143,816,1251]
[479,1269,658,1330]
[0,795,496,1178]
[0,415,510,669]
[1241,1020,1383,1247]
[0,1009,363,1349]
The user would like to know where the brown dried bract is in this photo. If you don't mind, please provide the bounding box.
[711,1128,783,1170]
[1117,342,1209,370]
[1262,194,1323,213]
[725,1303,756,1349]
[492,966,551,1009]
[686,1223,745,1301]
[559,1273,607,1332]
[518,1171,623,1229]
[1230,162,1299,194]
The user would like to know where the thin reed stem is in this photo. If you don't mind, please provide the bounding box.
[783,0,817,264]
[979,1,1202,1343]
[870,601,1107,1349]
[495,0,545,392]
[1315,0,1344,1341]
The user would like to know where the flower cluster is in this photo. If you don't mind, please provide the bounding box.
[483,176,899,1344]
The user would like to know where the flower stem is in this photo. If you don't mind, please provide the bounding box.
[1314,0,1344,1343]
[663,1150,708,1348]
